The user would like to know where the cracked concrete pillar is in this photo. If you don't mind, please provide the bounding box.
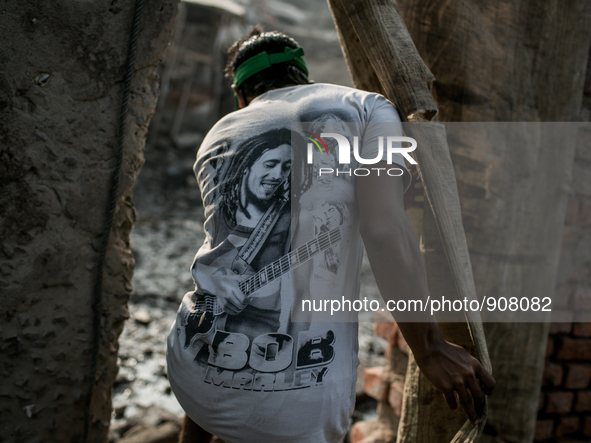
[0,1,178,441]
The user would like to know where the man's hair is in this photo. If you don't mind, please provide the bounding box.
[220,128,291,224]
[219,128,311,225]
[225,25,312,98]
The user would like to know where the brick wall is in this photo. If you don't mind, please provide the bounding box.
[535,124,591,440]
[534,44,591,442]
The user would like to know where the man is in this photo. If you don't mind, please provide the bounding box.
[167,27,495,443]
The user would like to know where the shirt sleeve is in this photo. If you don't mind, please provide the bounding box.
[360,95,412,192]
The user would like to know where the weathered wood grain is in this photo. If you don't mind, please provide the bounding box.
[327,0,492,441]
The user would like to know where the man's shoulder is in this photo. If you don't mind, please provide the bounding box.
[272,82,386,101]
[198,84,395,154]
[290,83,395,117]
[212,84,389,124]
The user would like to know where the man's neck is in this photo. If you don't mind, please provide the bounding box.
[238,83,306,108]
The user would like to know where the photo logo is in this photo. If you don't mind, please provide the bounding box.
[303,131,328,155]
[304,132,417,177]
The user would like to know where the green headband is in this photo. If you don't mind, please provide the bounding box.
[233,46,308,88]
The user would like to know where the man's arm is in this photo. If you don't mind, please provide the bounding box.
[356,162,495,425]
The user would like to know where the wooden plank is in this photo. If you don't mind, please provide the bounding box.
[397,0,591,440]
[327,0,491,441]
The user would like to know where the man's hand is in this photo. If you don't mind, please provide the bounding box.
[413,338,495,425]
[199,264,282,315]
[216,284,248,315]
[197,265,249,315]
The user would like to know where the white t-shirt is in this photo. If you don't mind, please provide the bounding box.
[167,83,409,442]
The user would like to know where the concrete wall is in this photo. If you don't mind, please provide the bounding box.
[0,1,178,442]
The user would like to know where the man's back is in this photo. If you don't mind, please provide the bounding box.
[166,82,408,442]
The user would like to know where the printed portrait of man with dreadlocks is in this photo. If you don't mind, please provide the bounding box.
[179,127,313,369]
[292,112,357,316]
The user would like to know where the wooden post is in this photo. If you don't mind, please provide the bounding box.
[327,0,491,441]
[397,0,591,441]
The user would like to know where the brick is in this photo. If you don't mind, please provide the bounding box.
[384,342,392,360]
[564,364,591,389]
[564,197,580,224]
[363,366,389,401]
[553,285,572,309]
[397,332,410,355]
[575,391,591,412]
[555,338,591,361]
[374,310,394,324]
[549,310,573,334]
[543,363,563,387]
[555,416,580,436]
[546,338,555,358]
[583,415,591,436]
[373,321,397,344]
[388,375,405,417]
[562,226,582,244]
[551,310,574,325]
[352,418,396,443]
[548,436,587,443]
[575,312,591,323]
[580,200,591,228]
[573,322,591,337]
[573,287,591,311]
[546,391,574,414]
[388,346,409,375]
[574,131,591,162]
[534,419,554,441]
[350,419,374,443]
[570,265,591,284]
[549,322,573,335]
